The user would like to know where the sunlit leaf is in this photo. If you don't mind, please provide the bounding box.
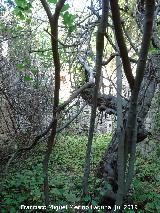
[48,0,57,3]
[61,3,70,12]
[16,63,25,69]
[24,75,33,81]
[62,11,76,32]
[15,0,26,7]
[17,26,23,31]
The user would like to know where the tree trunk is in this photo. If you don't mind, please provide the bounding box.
[96,57,158,207]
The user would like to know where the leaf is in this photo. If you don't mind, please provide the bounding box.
[16,63,25,69]
[48,0,57,3]
[68,25,76,33]
[14,1,32,15]
[63,11,72,25]
[25,2,32,11]
[19,13,25,20]
[24,75,33,81]
[65,192,79,202]
[26,17,31,24]
[15,0,26,7]
[61,3,70,12]
[17,26,23,31]
[62,11,75,32]
[13,7,22,16]
[149,48,159,54]
[51,188,63,196]
[24,59,29,65]
[92,199,98,206]
[104,182,112,190]
[31,68,38,75]
[83,195,91,202]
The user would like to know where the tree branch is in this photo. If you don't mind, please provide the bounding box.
[59,82,94,110]
[122,22,139,54]
[78,56,95,82]
[102,53,137,66]
[40,0,53,22]
[82,0,109,195]
[42,0,66,206]
[44,28,78,48]
[110,0,135,90]
[56,103,86,132]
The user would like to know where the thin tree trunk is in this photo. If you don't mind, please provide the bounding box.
[82,0,109,195]
[115,43,125,207]
[124,0,155,194]
[40,0,66,206]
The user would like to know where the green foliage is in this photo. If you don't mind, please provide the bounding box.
[23,75,33,81]
[15,0,31,11]
[13,0,32,21]
[47,0,57,3]
[61,3,70,12]
[0,134,110,212]
[30,67,39,75]
[148,47,160,54]
[0,163,43,212]
[62,11,76,32]
[125,140,160,212]
[16,63,25,69]
[16,61,38,82]
[153,92,160,132]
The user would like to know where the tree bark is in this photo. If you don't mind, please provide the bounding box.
[96,0,156,208]
[82,0,109,195]
[40,0,66,206]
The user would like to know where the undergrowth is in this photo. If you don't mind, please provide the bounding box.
[0,133,110,212]
[124,139,160,213]
[0,134,159,212]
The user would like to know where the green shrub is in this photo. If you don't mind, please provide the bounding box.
[125,140,160,213]
[0,133,110,212]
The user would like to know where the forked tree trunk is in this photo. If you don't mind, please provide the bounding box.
[96,56,158,207]
[94,0,157,208]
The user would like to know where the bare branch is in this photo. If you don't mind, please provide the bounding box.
[59,82,94,110]
[40,0,53,22]
[44,28,78,48]
[29,48,52,53]
[110,0,135,90]
[102,53,137,66]
[56,103,86,132]
[122,22,139,54]
[78,56,95,82]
